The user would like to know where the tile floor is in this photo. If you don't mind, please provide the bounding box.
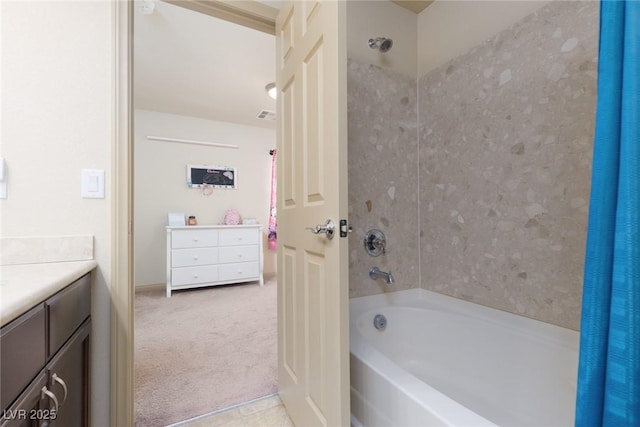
[178,395,294,427]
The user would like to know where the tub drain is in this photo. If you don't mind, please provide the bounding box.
[373,314,387,330]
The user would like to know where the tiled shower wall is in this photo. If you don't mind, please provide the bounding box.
[347,59,418,298]
[347,1,598,329]
[418,1,598,330]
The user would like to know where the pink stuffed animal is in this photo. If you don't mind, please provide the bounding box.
[223,209,241,225]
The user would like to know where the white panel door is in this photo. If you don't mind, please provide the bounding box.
[276,1,349,426]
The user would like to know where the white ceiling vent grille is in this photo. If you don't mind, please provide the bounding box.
[256,109,276,121]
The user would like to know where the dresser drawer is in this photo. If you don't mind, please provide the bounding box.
[218,245,259,264]
[219,228,259,246]
[172,229,218,249]
[172,265,219,286]
[172,248,219,267]
[218,262,260,281]
[47,274,91,358]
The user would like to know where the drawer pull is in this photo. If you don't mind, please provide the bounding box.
[238,254,243,258]
[194,273,199,278]
[193,255,199,260]
[41,386,59,413]
[193,237,199,242]
[52,373,68,405]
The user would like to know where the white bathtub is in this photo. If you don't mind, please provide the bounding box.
[350,289,579,426]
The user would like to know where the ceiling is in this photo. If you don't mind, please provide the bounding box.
[134,0,433,130]
[134,0,277,129]
[391,0,433,14]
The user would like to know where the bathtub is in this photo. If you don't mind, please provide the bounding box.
[350,289,579,426]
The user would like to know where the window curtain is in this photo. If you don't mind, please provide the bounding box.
[268,150,277,251]
[576,1,640,425]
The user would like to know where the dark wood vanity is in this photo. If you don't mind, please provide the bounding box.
[1,273,91,427]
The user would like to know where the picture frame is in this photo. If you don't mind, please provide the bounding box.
[187,165,237,189]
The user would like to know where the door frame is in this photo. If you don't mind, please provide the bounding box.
[110,2,279,425]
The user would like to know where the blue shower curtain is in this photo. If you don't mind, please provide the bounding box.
[575,1,640,425]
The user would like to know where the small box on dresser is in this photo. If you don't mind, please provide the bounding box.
[166,224,264,297]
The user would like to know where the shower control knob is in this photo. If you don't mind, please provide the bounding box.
[364,229,387,257]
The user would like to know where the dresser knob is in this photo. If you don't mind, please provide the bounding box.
[194,256,199,260]
[194,273,199,278]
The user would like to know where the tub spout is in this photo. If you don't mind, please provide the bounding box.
[369,267,395,285]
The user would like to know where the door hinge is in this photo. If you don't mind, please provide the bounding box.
[339,219,352,238]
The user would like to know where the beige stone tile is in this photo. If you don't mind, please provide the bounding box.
[347,59,420,299]
[237,395,282,416]
[240,404,292,427]
[182,408,242,427]
[415,0,597,330]
[183,396,293,427]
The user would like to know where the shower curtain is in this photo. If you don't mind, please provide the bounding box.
[268,150,277,251]
[576,1,640,425]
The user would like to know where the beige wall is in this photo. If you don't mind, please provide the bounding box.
[347,0,417,77]
[346,0,598,330]
[417,0,598,329]
[134,110,276,287]
[347,59,419,298]
[1,1,113,424]
[417,0,551,75]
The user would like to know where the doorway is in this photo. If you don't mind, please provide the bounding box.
[132,1,277,424]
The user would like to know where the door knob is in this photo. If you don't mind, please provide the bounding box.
[306,219,335,240]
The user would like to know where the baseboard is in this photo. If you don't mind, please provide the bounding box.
[135,283,165,293]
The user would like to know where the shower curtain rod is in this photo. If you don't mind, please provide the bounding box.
[147,135,239,149]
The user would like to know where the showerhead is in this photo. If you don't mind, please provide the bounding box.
[368,37,393,53]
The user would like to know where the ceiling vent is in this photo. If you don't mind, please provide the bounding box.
[256,109,276,121]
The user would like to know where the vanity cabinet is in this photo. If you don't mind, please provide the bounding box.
[0,274,91,427]
[166,225,264,297]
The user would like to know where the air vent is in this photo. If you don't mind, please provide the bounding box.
[256,109,276,121]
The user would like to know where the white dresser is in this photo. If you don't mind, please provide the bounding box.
[166,225,264,297]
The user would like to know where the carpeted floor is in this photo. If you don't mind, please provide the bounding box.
[134,277,277,426]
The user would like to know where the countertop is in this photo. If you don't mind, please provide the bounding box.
[0,260,97,327]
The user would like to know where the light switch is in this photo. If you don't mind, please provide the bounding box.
[81,169,105,198]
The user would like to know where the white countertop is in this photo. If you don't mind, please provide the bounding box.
[0,260,98,327]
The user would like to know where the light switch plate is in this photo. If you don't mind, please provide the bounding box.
[81,169,105,198]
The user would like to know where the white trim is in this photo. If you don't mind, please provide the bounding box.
[164,0,277,35]
[111,1,134,425]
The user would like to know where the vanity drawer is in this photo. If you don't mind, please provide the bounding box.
[47,274,91,358]
[172,248,219,267]
[218,245,259,264]
[172,229,218,249]
[218,229,259,246]
[172,265,219,286]
[218,262,260,281]
[0,305,46,412]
